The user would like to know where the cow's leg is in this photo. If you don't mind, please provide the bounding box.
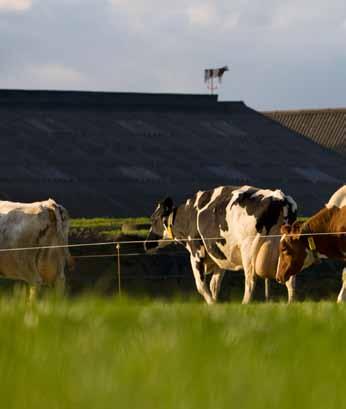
[242,273,257,304]
[337,268,346,303]
[210,271,225,302]
[190,255,214,304]
[337,282,346,303]
[265,279,270,302]
[241,244,257,304]
[285,275,296,303]
[54,273,66,296]
[27,285,38,304]
[52,255,67,296]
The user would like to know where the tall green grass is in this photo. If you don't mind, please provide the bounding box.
[70,217,150,229]
[70,217,150,239]
[0,296,345,409]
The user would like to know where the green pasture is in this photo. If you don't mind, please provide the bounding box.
[71,215,308,229]
[69,215,308,241]
[70,217,150,229]
[70,217,150,239]
[1,296,346,409]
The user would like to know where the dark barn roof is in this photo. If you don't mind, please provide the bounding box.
[0,89,345,217]
[264,108,346,157]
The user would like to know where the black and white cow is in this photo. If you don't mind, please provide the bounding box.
[145,185,297,304]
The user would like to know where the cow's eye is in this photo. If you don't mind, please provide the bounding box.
[281,245,289,254]
[284,247,292,255]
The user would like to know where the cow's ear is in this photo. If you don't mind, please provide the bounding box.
[280,224,291,235]
[162,197,173,212]
[48,208,57,225]
[292,220,304,234]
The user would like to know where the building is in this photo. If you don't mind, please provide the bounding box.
[264,108,346,157]
[0,89,344,216]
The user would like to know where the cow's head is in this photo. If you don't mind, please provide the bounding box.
[144,197,174,253]
[276,221,315,283]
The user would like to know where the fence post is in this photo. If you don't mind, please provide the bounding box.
[116,243,121,295]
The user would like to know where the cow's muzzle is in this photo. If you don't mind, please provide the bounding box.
[144,232,161,254]
[144,241,159,254]
[276,276,286,285]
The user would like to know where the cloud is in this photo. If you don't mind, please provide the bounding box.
[271,0,345,31]
[0,0,346,109]
[0,63,87,90]
[109,0,225,29]
[26,63,86,86]
[186,4,217,26]
[0,0,32,12]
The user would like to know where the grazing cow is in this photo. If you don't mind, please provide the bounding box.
[145,185,297,304]
[276,185,346,302]
[0,198,72,297]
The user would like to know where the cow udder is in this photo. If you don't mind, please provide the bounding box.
[255,238,280,280]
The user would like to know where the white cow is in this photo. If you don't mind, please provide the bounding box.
[326,185,346,209]
[0,198,73,296]
[327,185,346,303]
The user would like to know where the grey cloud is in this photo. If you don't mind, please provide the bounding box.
[0,0,32,12]
[0,0,345,109]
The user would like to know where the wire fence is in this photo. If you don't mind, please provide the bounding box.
[74,251,188,259]
[0,231,345,254]
[0,231,344,295]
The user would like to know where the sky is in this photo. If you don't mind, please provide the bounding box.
[0,0,345,110]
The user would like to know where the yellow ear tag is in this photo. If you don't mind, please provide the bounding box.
[308,237,316,251]
[166,225,173,240]
[166,213,174,240]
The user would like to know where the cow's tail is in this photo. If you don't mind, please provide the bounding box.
[47,203,74,270]
[65,249,75,271]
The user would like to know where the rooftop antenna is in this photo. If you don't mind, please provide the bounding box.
[204,65,229,95]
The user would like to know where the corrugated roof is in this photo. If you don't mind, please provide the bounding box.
[264,108,346,156]
[0,90,345,216]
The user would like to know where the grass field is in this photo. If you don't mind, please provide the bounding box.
[69,216,309,241]
[1,296,346,409]
[70,217,150,229]
[68,216,310,243]
[70,217,150,239]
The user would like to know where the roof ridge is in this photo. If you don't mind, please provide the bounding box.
[263,108,346,114]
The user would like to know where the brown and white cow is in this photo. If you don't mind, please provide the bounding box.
[0,198,73,297]
[276,185,346,301]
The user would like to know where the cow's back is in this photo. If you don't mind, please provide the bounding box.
[196,185,297,274]
[327,185,346,209]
